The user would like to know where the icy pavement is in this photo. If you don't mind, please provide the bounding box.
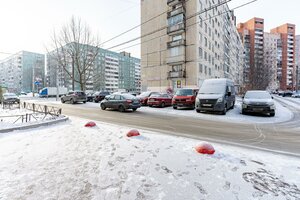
[0,117,299,200]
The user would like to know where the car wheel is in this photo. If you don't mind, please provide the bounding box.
[132,108,137,112]
[221,104,227,115]
[196,109,200,113]
[83,101,86,104]
[61,99,65,103]
[149,105,153,107]
[231,102,235,109]
[173,106,177,110]
[270,112,275,117]
[100,103,106,110]
[241,109,246,115]
[70,98,75,104]
[161,102,165,108]
[118,105,125,112]
[191,105,195,110]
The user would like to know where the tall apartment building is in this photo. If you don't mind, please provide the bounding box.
[237,17,265,90]
[141,0,244,92]
[295,35,300,90]
[263,32,281,90]
[271,24,296,90]
[47,43,141,93]
[0,51,45,93]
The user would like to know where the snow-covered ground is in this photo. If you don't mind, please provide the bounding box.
[274,96,300,109]
[0,117,299,200]
[24,97,293,124]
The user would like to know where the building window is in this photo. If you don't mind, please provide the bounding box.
[204,51,207,61]
[199,47,203,58]
[199,64,203,73]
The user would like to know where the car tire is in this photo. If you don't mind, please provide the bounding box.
[70,99,75,104]
[118,105,125,112]
[161,102,165,108]
[61,99,65,103]
[196,109,200,113]
[173,106,177,110]
[221,104,227,115]
[100,103,106,110]
[230,102,235,109]
[149,105,153,107]
[132,108,137,112]
[270,112,275,117]
[241,109,246,115]
[83,101,86,104]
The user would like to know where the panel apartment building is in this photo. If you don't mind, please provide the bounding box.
[296,35,300,90]
[141,0,244,92]
[0,51,45,93]
[47,43,141,93]
[271,24,296,90]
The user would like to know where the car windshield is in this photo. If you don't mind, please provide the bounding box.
[199,82,226,94]
[245,91,271,99]
[3,93,17,98]
[140,92,151,97]
[175,89,193,96]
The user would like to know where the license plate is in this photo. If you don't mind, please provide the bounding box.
[203,104,212,107]
[253,108,263,111]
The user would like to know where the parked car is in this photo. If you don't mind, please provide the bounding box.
[0,93,20,104]
[93,91,110,103]
[282,90,293,97]
[148,93,172,108]
[86,92,95,102]
[292,91,300,98]
[195,78,235,115]
[137,91,160,106]
[61,91,87,104]
[242,90,275,117]
[100,93,141,112]
[172,88,199,109]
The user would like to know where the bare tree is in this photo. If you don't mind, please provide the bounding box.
[48,16,100,91]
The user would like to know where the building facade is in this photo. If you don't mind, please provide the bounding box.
[0,51,45,93]
[237,17,265,90]
[141,0,244,93]
[47,44,141,93]
[263,32,281,90]
[296,35,300,90]
[271,24,296,90]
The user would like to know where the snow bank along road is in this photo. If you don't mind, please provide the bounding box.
[1,118,299,199]
[27,97,300,156]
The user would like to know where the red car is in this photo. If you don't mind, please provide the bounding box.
[172,88,199,109]
[148,93,173,108]
[137,91,160,106]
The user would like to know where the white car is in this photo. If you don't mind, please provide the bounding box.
[292,92,300,98]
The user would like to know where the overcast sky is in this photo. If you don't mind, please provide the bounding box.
[0,0,299,60]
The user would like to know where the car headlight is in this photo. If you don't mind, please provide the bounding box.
[242,103,247,109]
[217,97,223,103]
[196,98,200,104]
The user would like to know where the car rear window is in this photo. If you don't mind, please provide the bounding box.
[75,92,85,96]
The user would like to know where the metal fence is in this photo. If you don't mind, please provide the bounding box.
[21,102,62,116]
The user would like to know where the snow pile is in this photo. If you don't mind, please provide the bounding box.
[0,117,299,199]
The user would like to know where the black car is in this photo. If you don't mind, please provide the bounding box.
[94,91,110,103]
[100,93,141,112]
[282,90,293,97]
[242,90,275,117]
[86,92,95,102]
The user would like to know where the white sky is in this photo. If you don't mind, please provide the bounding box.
[0,0,299,60]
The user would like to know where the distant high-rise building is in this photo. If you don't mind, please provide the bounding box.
[0,51,45,93]
[237,17,265,90]
[295,35,300,90]
[264,32,281,90]
[47,43,141,93]
[141,0,244,93]
[271,24,296,90]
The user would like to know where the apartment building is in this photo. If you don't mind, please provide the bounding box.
[296,35,300,90]
[47,43,141,93]
[264,32,281,90]
[0,51,45,93]
[271,24,296,90]
[141,0,244,93]
[237,17,265,90]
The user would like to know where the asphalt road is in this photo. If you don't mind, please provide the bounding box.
[43,98,300,157]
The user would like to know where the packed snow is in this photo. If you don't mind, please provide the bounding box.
[0,117,299,200]
[23,97,293,124]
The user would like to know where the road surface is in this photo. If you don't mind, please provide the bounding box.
[43,97,300,157]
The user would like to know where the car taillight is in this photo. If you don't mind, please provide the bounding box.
[127,99,133,103]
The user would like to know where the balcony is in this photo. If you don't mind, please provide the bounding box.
[167,6,185,18]
[167,22,185,35]
[167,39,185,48]
[167,0,185,6]
[167,70,186,79]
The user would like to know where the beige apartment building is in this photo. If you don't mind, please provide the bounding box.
[141,0,244,93]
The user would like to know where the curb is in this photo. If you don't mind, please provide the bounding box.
[0,116,69,133]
